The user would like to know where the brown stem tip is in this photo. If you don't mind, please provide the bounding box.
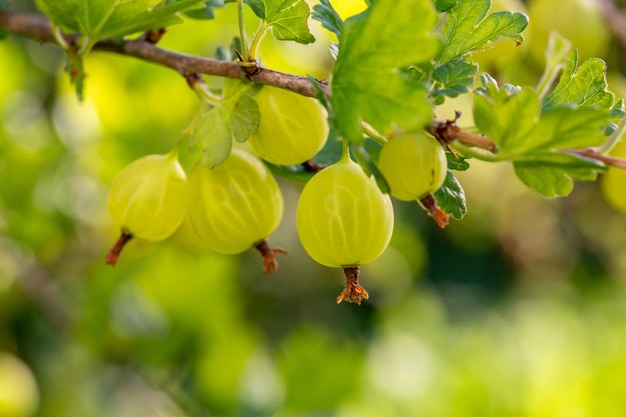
[302,160,328,172]
[337,267,369,305]
[420,194,450,229]
[106,231,133,266]
[254,239,287,274]
[142,28,167,44]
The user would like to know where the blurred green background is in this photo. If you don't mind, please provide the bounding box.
[3,0,626,416]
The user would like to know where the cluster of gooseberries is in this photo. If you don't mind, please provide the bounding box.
[106,85,448,304]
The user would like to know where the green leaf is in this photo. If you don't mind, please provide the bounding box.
[183,0,224,19]
[447,152,470,171]
[331,0,439,143]
[474,73,521,103]
[246,0,315,44]
[473,76,612,197]
[474,86,610,159]
[432,59,478,98]
[530,106,610,152]
[542,31,572,69]
[35,0,205,99]
[351,144,390,194]
[543,51,615,112]
[97,0,207,40]
[190,80,261,167]
[438,0,528,63]
[312,0,343,39]
[229,95,260,142]
[611,99,625,119]
[473,87,539,159]
[433,171,467,220]
[435,0,457,12]
[36,0,206,45]
[513,153,605,197]
[191,108,233,169]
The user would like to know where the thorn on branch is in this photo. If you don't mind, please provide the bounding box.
[141,28,167,44]
[428,112,497,152]
[184,73,204,89]
[235,50,261,76]
[302,160,328,172]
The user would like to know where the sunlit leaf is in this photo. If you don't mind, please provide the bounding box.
[312,0,343,39]
[474,86,610,159]
[331,0,439,143]
[474,79,611,197]
[229,95,259,143]
[513,153,605,197]
[190,80,260,167]
[432,58,478,98]
[435,0,457,12]
[438,0,528,63]
[183,0,224,19]
[543,51,615,112]
[191,108,233,168]
[246,0,315,44]
[35,0,206,44]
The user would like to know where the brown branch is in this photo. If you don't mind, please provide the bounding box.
[0,11,327,98]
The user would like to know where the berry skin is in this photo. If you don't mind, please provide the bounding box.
[378,132,447,201]
[296,150,394,303]
[187,148,284,270]
[248,85,328,165]
[108,151,188,240]
[106,150,188,265]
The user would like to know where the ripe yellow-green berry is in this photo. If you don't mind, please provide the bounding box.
[296,148,394,303]
[249,85,328,165]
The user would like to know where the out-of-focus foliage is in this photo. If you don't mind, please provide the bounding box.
[2,0,626,416]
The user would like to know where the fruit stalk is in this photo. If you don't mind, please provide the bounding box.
[254,239,287,273]
[337,267,369,305]
[106,231,133,266]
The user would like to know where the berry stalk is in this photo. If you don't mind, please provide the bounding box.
[106,231,133,266]
[337,267,369,305]
[254,239,287,273]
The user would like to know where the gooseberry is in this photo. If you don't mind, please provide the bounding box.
[296,146,394,304]
[187,148,285,272]
[378,132,447,201]
[0,354,39,417]
[106,149,188,265]
[527,0,609,64]
[248,85,328,165]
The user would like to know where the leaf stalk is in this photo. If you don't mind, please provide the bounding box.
[237,0,250,62]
